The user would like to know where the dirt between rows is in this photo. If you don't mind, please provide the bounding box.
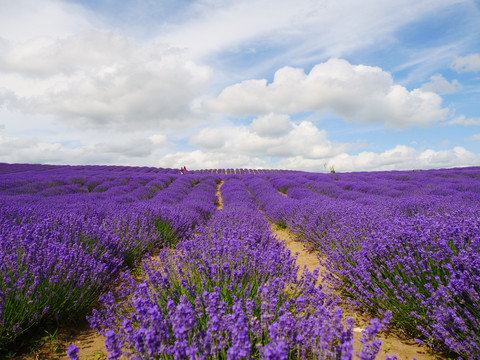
[272,226,447,360]
[216,181,224,209]
[9,320,107,360]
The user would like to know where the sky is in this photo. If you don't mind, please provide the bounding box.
[0,0,480,172]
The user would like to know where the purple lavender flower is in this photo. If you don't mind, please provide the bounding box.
[66,343,79,360]
[105,330,122,359]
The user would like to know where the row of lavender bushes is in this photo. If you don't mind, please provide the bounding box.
[3,162,479,358]
[255,168,480,359]
[0,164,220,351]
[88,175,391,359]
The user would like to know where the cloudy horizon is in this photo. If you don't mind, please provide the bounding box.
[1,0,479,172]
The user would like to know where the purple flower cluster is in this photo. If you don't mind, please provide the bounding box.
[0,164,218,349]
[11,162,468,358]
[268,168,480,359]
[314,213,480,358]
[90,205,387,359]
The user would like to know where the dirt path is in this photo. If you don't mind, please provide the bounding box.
[273,226,330,286]
[271,225,446,360]
[11,319,107,360]
[216,180,224,209]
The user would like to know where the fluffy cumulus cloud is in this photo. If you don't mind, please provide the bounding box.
[277,146,480,172]
[204,59,449,129]
[160,113,362,169]
[190,127,231,150]
[0,87,15,107]
[249,113,293,137]
[451,54,480,73]
[235,121,337,158]
[158,142,480,173]
[22,50,212,130]
[190,113,345,159]
[1,0,478,172]
[0,28,212,130]
[149,134,169,146]
[0,0,93,43]
[0,134,170,165]
[0,135,91,164]
[154,112,480,172]
[158,150,269,170]
[0,30,134,77]
[421,74,463,94]
[94,137,167,157]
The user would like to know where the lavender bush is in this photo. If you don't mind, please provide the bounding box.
[0,164,216,350]
[89,205,389,359]
[4,163,478,359]
[283,168,480,359]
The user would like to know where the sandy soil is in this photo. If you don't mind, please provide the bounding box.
[216,180,224,209]
[10,319,107,360]
[272,225,447,360]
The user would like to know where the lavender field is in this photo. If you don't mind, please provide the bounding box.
[1,163,479,359]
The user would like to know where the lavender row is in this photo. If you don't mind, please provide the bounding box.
[262,170,480,359]
[289,202,480,358]
[0,166,220,350]
[88,189,391,359]
[2,162,479,358]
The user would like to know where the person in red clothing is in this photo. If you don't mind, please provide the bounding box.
[183,166,187,174]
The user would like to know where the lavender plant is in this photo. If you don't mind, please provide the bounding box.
[0,164,218,350]
[284,169,480,359]
[89,206,389,359]
[4,163,478,359]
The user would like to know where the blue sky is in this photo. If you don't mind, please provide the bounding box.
[0,0,479,172]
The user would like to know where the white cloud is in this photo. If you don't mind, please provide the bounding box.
[250,113,293,137]
[239,121,338,158]
[421,74,463,94]
[158,0,302,59]
[190,114,346,159]
[190,127,231,150]
[94,137,164,157]
[157,144,480,172]
[446,115,480,126]
[10,49,212,130]
[277,145,480,172]
[468,134,480,141]
[0,30,135,77]
[149,134,169,146]
[0,134,170,165]
[0,135,86,164]
[452,54,480,73]
[157,0,462,65]
[0,1,213,132]
[0,0,94,43]
[204,59,448,129]
[0,87,16,108]
[158,150,268,170]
